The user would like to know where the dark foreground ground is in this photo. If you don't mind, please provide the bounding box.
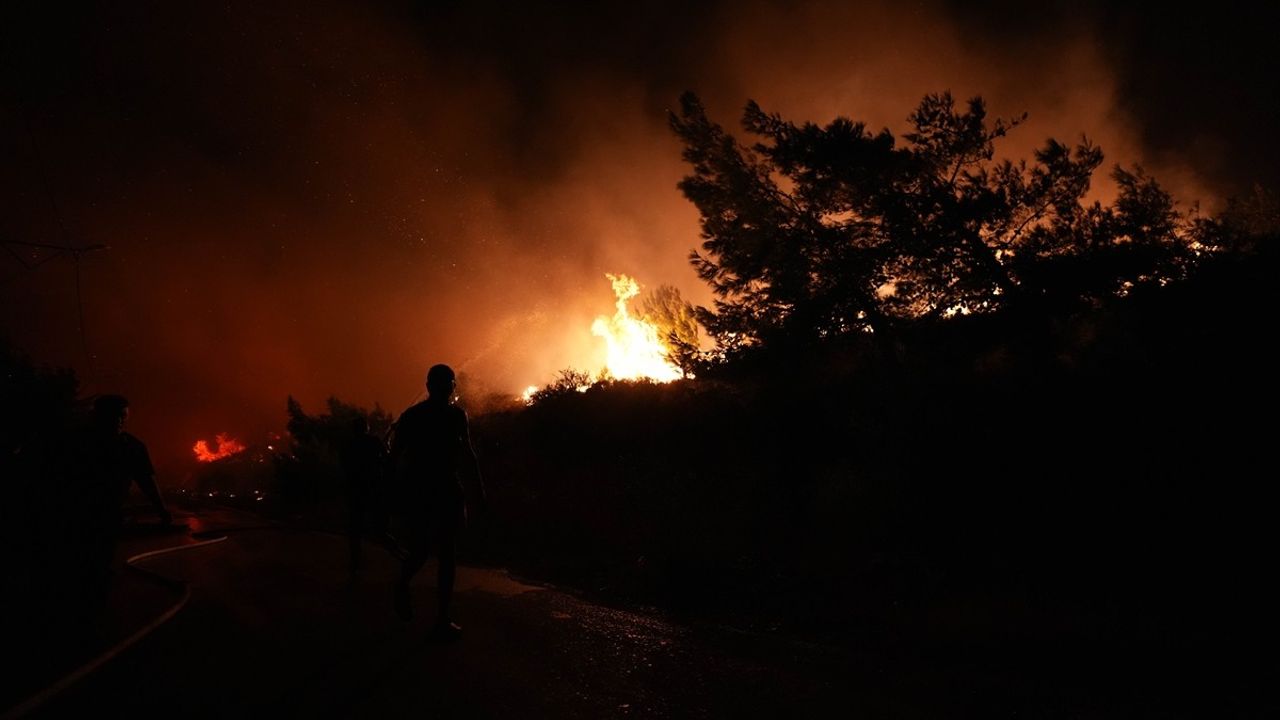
[6,498,1276,719]
[3,503,892,719]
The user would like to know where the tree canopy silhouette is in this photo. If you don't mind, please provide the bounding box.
[670,92,1200,354]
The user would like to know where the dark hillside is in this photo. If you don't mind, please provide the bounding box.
[467,242,1278,709]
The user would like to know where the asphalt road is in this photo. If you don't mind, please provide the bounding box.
[14,502,1262,718]
[14,506,887,719]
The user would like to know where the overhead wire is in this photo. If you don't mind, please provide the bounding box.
[1,108,105,368]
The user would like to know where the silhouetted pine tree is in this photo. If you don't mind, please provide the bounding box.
[670,91,1200,356]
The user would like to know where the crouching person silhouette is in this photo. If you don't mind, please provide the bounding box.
[389,364,485,640]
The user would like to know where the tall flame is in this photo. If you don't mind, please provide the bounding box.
[590,273,683,382]
[193,433,246,462]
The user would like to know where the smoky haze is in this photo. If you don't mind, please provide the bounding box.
[2,0,1270,474]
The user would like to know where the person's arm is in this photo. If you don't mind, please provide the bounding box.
[459,411,486,510]
[132,440,172,524]
[387,418,404,474]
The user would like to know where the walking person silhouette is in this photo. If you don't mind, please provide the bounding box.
[389,364,485,639]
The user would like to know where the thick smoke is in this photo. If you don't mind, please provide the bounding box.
[1,0,1259,472]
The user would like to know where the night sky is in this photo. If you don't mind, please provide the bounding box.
[4,0,1277,474]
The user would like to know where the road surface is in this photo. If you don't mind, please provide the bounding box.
[12,505,896,719]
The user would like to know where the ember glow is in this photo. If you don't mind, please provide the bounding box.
[193,433,247,463]
[591,274,683,383]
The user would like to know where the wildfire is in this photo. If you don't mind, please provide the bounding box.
[519,273,684,403]
[590,273,683,382]
[193,433,246,463]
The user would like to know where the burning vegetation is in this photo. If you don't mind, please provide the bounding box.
[591,274,684,383]
[192,433,247,463]
[522,273,690,402]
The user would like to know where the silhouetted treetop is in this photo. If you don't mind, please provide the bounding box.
[638,284,700,377]
[286,395,392,450]
[670,91,1201,356]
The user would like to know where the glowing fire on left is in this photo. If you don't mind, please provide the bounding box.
[193,433,247,463]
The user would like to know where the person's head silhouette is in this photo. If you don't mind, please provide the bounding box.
[91,394,130,434]
[426,364,456,401]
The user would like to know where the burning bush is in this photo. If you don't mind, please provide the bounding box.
[192,433,246,462]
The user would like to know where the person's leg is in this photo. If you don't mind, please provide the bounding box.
[395,518,430,620]
[347,496,364,577]
[399,553,426,584]
[436,531,457,627]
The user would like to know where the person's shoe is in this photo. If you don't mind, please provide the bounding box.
[393,584,412,621]
[431,619,462,642]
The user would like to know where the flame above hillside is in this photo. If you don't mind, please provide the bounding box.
[519,273,684,402]
[193,433,246,462]
[591,273,683,382]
